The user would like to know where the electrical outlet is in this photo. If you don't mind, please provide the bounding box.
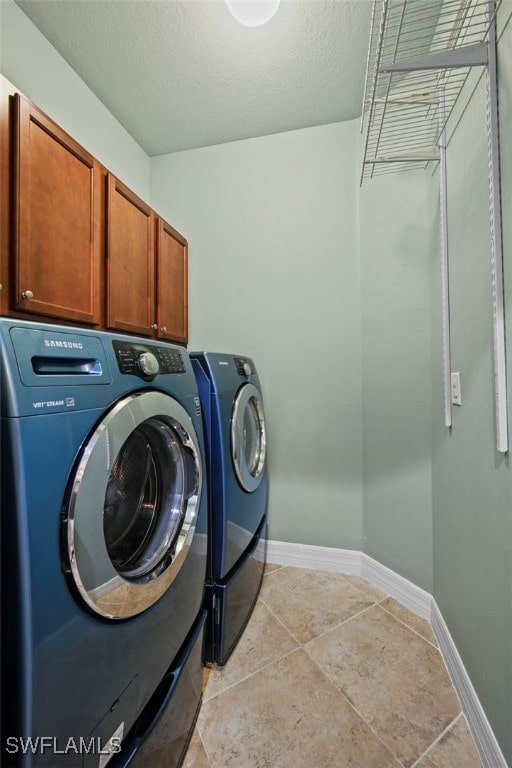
[451,372,462,406]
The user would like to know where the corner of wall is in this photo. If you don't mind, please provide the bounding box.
[1,0,151,200]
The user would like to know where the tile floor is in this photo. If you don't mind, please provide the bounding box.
[182,564,483,768]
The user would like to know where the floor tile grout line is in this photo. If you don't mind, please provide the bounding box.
[302,644,407,768]
[262,564,286,582]
[262,587,392,648]
[330,571,441,646]
[263,567,396,643]
[332,573,441,653]
[379,604,439,650]
[298,599,386,646]
[193,719,214,768]
[264,564,285,576]
[258,595,305,647]
[408,711,464,768]
[202,644,301,704]
[338,572,390,601]
[379,605,438,649]
[338,570,439,649]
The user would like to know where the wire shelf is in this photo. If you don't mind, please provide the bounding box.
[360,0,500,184]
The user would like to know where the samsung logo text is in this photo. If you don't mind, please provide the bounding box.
[44,339,84,350]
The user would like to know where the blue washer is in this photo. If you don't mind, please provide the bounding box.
[190,352,268,665]
[1,318,208,767]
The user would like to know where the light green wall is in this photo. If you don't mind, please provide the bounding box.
[150,122,364,549]
[430,9,512,763]
[2,0,512,757]
[0,0,150,199]
[359,170,434,592]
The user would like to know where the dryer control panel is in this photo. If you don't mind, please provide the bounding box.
[234,357,254,378]
[113,341,186,380]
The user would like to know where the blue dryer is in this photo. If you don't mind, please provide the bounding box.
[190,352,268,665]
[1,318,208,768]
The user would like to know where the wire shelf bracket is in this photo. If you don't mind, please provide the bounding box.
[379,42,488,72]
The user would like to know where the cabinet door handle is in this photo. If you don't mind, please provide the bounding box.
[160,327,167,333]
[22,290,34,300]
[151,323,158,330]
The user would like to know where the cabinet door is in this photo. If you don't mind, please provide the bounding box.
[106,174,155,336]
[156,219,188,345]
[13,94,101,324]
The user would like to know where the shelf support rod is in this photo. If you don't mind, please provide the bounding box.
[485,0,508,453]
[438,80,452,429]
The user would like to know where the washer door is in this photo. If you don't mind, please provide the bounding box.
[64,391,202,620]
[230,383,267,493]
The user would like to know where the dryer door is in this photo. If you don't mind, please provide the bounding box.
[230,383,267,493]
[64,391,202,620]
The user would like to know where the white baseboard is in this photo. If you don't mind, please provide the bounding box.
[431,602,509,768]
[360,553,432,621]
[266,540,361,574]
[266,539,509,768]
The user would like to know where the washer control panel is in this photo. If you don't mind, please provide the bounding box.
[113,341,186,380]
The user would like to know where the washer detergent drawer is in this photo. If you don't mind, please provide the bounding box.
[10,326,111,388]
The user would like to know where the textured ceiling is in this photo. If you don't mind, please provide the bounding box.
[15,0,373,157]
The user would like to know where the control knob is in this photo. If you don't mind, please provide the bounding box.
[137,351,159,378]
[242,362,252,377]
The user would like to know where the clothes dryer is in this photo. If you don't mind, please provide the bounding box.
[1,319,208,768]
[190,352,268,665]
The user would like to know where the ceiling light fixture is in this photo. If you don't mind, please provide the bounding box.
[225,0,280,27]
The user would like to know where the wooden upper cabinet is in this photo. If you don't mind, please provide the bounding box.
[4,83,188,341]
[106,173,155,336]
[156,219,188,344]
[13,94,101,325]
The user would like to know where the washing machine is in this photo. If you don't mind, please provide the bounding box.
[1,318,208,768]
[190,352,268,665]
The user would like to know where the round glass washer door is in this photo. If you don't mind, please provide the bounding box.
[230,383,267,493]
[64,391,202,620]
